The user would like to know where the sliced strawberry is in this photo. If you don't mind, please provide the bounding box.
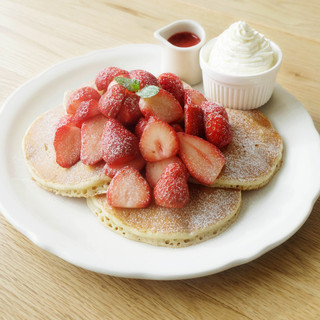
[101,118,140,166]
[139,117,179,162]
[202,102,232,149]
[104,155,145,178]
[98,84,126,118]
[139,88,183,123]
[95,66,129,92]
[106,166,151,208]
[153,162,189,208]
[201,101,229,120]
[171,123,184,133]
[116,92,142,126]
[80,115,107,166]
[145,156,187,188]
[177,132,225,185]
[184,104,205,137]
[73,99,101,124]
[66,87,101,115]
[134,117,148,139]
[157,72,185,106]
[56,114,75,128]
[129,69,159,89]
[54,121,81,168]
[184,88,207,108]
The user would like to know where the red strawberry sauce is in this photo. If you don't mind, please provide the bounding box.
[167,32,201,47]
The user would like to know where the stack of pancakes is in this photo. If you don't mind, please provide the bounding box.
[23,99,283,247]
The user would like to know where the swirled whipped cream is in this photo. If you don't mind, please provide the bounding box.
[208,21,275,75]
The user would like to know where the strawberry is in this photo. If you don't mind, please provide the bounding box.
[95,66,129,92]
[66,87,101,115]
[74,99,101,124]
[202,102,232,149]
[116,92,142,126]
[98,84,126,118]
[145,156,187,188]
[139,117,179,162]
[139,88,183,123]
[54,119,81,168]
[184,103,205,137]
[184,88,207,108]
[80,115,107,166]
[107,73,130,90]
[129,69,159,89]
[153,162,189,208]
[201,101,228,120]
[101,118,140,166]
[56,114,75,128]
[157,72,185,106]
[106,166,151,208]
[177,132,225,185]
[104,155,145,178]
[134,117,148,139]
[171,123,184,132]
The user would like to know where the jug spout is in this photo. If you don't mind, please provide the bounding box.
[154,20,206,85]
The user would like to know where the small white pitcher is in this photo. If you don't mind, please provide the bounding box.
[154,20,206,86]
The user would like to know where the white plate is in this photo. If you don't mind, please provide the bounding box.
[1,44,320,280]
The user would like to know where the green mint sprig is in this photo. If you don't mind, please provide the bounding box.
[114,76,159,98]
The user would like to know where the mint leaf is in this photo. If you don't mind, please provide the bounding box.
[114,77,140,92]
[136,85,159,98]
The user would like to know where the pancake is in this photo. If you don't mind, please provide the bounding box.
[23,105,111,197]
[211,108,283,190]
[87,184,241,247]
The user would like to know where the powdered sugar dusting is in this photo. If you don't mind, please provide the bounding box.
[98,185,241,233]
[101,119,139,165]
[220,109,282,182]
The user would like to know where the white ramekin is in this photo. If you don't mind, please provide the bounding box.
[199,38,282,110]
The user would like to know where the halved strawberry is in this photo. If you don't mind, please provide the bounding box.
[171,123,184,133]
[80,115,107,166]
[116,92,142,126]
[101,118,140,166]
[201,101,228,120]
[177,132,225,185]
[157,72,185,106]
[104,155,145,178]
[129,69,159,89]
[153,162,189,208]
[184,104,205,137]
[134,117,148,139]
[145,156,187,188]
[74,99,101,124]
[95,66,129,92]
[54,119,81,168]
[56,114,75,128]
[139,117,179,162]
[184,88,207,107]
[139,88,183,123]
[66,87,101,115]
[98,84,126,118]
[202,102,232,149]
[106,166,151,208]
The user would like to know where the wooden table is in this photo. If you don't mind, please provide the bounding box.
[1,1,320,319]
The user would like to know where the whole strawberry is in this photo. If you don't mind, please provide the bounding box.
[201,102,232,149]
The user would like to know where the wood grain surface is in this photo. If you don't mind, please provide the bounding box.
[1,0,320,319]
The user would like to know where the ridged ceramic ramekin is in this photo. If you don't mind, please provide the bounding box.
[199,38,282,110]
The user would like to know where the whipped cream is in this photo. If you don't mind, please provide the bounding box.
[208,21,275,75]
